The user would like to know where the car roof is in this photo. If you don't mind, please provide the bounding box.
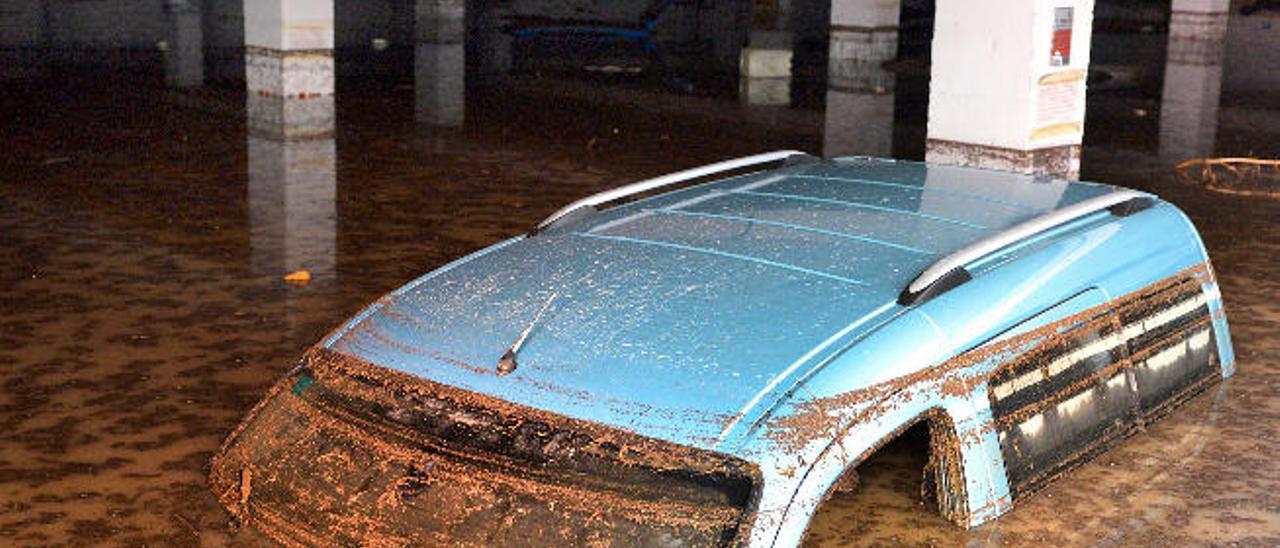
[326,158,1130,452]
[567,157,1120,298]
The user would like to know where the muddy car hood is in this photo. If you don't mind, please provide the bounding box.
[323,232,903,452]
[323,158,1118,453]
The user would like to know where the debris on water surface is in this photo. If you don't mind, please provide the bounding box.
[1175,157,1280,197]
[283,270,312,286]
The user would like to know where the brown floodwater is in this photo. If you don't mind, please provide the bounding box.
[1,72,1277,546]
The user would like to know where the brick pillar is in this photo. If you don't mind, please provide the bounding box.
[926,0,1095,178]
[824,0,900,158]
[1159,0,1230,161]
[243,0,335,140]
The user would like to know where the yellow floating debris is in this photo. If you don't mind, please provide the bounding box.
[1174,157,1280,198]
[283,270,312,286]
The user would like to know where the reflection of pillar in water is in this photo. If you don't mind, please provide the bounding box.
[905,162,1069,247]
[417,0,466,127]
[1159,0,1229,162]
[164,0,204,87]
[825,84,895,159]
[416,44,466,128]
[824,1,900,158]
[247,137,337,282]
[922,163,1068,223]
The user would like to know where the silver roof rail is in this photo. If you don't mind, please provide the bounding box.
[899,189,1155,305]
[534,150,807,233]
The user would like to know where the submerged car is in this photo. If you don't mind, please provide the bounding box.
[211,152,1235,546]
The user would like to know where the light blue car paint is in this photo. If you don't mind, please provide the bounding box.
[319,157,1234,546]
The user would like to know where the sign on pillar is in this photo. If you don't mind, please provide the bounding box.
[1034,6,1085,146]
[926,0,1095,179]
[1051,7,1073,66]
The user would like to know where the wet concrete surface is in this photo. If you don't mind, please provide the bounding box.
[1,72,1278,546]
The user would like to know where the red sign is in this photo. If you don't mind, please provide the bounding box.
[1052,7,1073,66]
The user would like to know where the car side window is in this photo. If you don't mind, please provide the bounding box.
[1118,274,1220,415]
[986,288,1138,496]
[986,271,1223,498]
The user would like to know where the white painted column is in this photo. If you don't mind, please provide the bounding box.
[415,0,465,127]
[163,0,204,87]
[824,0,900,158]
[243,0,335,140]
[741,0,794,105]
[1159,0,1230,161]
[926,0,1095,178]
[247,136,337,282]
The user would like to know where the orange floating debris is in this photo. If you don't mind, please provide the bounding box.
[283,270,312,286]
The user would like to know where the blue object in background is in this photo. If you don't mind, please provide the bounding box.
[504,1,694,92]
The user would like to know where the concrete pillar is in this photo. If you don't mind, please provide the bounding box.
[206,0,244,81]
[1158,0,1230,162]
[1223,3,1280,99]
[824,0,900,158]
[0,0,47,81]
[247,136,337,281]
[741,0,794,105]
[926,0,1095,178]
[710,0,751,71]
[163,0,204,87]
[416,0,465,127]
[243,0,335,140]
[470,0,512,79]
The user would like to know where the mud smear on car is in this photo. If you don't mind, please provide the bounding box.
[804,183,1280,545]
[765,264,1215,454]
[768,264,1223,525]
[338,309,743,439]
[209,349,760,546]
